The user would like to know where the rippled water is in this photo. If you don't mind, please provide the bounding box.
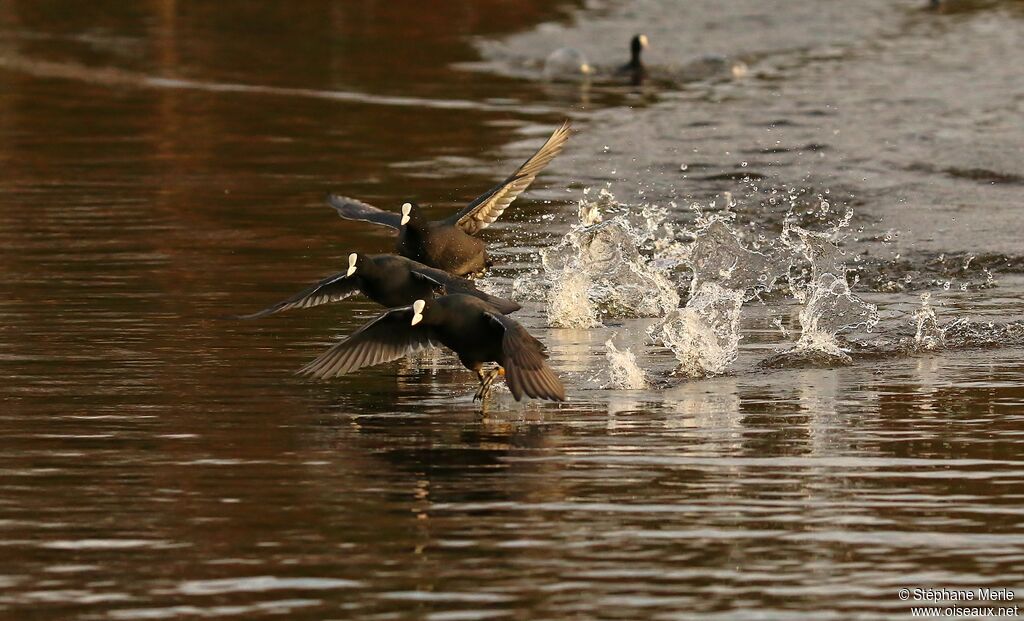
[2,1,1024,619]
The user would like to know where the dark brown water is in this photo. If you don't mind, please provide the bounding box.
[2,1,1024,619]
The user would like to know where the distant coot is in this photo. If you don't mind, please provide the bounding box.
[326,120,572,276]
[615,34,649,85]
[235,253,520,319]
[299,293,565,403]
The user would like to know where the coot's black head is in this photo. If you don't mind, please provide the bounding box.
[399,201,427,227]
[630,34,649,62]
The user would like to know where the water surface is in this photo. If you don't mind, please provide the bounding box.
[2,1,1024,619]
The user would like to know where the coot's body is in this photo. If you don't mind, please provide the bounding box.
[236,253,519,319]
[326,120,571,276]
[300,294,564,402]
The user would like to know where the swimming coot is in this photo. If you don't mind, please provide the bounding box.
[615,34,649,85]
[543,47,593,81]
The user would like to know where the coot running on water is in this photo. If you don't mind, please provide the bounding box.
[235,253,520,319]
[299,294,565,403]
[326,120,571,276]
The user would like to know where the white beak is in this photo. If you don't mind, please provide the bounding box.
[400,202,412,226]
[410,299,425,326]
[346,253,357,277]
[639,34,649,48]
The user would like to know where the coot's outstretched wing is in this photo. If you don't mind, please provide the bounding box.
[447,120,571,236]
[298,306,437,379]
[234,272,359,319]
[408,262,522,315]
[485,312,565,401]
[326,194,402,230]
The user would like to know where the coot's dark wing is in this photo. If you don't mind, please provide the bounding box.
[409,262,522,314]
[485,312,565,401]
[447,120,571,236]
[234,272,359,319]
[298,306,437,379]
[326,194,402,230]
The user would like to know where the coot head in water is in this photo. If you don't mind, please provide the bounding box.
[543,47,593,81]
[631,34,650,61]
[299,294,565,403]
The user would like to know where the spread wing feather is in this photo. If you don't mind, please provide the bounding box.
[447,120,571,235]
[234,272,358,319]
[486,312,565,401]
[326,194,402,230]
[298,306,437,379]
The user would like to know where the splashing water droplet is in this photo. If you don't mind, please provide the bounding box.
[516,189,682,328]
[604,338,648,389]
[648,283,744,377]
[794,273,878,360]
[914,292,944,351]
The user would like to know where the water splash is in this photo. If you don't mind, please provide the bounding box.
[781,213,879,362]
[646,208,782,377]
[793,273,877,361]
[913,293,944,351]
[604,338,648,389]
[517,189,681,328]
[521,186,1011,379]
[683,214,782,299]
[648,283,743,377]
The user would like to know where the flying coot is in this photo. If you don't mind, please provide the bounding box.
[326,120,571,276]
[299,293,565,403]
[235,253,520,319]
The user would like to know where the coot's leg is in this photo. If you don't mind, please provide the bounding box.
[474,367,503,402]
[473,365,489,402]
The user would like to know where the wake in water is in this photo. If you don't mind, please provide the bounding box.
[0,52,550,114]
[517,188,1019,385]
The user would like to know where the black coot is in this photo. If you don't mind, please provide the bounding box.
[235,253,520,319]
[299,294,565,402]
[326,120,571,276]
[615,34,649,85]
